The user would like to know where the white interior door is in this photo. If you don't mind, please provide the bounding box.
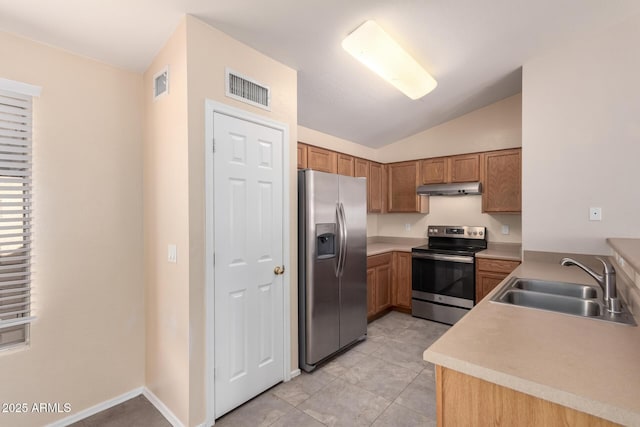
[213,111,285,418]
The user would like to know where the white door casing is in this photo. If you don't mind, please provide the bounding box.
[205,100,290,423]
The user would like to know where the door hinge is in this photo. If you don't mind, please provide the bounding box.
[212,138,216,153]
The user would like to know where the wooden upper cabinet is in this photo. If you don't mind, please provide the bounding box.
[337,153,355,176]
[421,157,448,184]
[297,143,308,169]
[387,161,428,213]
[306,145,337,174]
[421,154,479,184]
[354,158,368,178]
[368,162,384,213]
[481,148,521,213]
[449,153,480,183]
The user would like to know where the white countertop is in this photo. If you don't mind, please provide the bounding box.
[423,261,640,426]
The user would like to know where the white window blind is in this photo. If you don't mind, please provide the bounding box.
[0,78,40,349]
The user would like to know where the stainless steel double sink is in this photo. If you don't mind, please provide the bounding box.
[490,277,636,326]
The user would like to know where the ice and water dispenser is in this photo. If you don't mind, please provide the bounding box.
[315,223,336,259]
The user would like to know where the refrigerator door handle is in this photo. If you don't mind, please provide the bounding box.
[338,202,348,277]
[335,203,344,277]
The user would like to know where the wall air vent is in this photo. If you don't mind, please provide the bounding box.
[225,68,271,110]
[153,66,169,100]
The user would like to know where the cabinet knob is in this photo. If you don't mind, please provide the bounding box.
[274,266,285,275]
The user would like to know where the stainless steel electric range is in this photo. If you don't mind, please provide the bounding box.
[411,225,487,325]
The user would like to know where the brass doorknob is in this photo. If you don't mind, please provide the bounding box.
[274,266,285,275]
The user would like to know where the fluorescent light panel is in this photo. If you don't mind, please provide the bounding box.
[342,20,437,100]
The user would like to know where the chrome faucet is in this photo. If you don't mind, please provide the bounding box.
[560,257,621,313]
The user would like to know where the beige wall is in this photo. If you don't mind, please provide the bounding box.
[522,13,640,255]
[141,16,299,426]
[374,197,522,243]
[302,98,523,243]
[185,16,298,424]
[298,125,379,161]
[143,19,191,425]
[378,94,522,162]
[0,32,144,426]
[373,94,522,243]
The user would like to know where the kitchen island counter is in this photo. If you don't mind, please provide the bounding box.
[424,260,640,426]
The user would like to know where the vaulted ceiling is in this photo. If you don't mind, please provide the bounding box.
[1,0,639,146]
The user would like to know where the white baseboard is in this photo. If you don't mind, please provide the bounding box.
[290,368,301,379]
[143,387,185,427]
[46,387,144,427]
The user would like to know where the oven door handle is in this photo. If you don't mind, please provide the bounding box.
[412,253,474,264]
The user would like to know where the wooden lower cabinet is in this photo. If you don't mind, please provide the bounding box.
[366,268,376,318]
[367,253,392,320]
[475,257,521,303]
[367,251,412,320]
[393,252,412,310]
[436,366,619,427]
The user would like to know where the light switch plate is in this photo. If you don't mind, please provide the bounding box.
[405,223,411,231]
[501,225,510,235]
[168,244,177,263]
[589,207,602,221]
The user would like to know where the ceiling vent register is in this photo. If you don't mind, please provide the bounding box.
[225,68,271,110]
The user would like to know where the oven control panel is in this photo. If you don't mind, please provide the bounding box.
[427,225,486,239]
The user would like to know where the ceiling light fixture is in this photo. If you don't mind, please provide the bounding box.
[342,20,437,100]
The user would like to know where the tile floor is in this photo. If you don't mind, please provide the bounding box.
[76,311,449,427]
[216,311,449,427]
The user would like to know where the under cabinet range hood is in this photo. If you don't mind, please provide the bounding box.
[417,182,482,196]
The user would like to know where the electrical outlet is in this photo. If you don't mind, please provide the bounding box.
[405,223,411,231]
[589,207,602,221]
[168,244,177,263]
[501,225,510,235]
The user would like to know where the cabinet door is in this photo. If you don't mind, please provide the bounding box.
[375,264,392,312]
[337,153,355,176]
[421,157,448,184]
[475,258,520,303]
[476,258,521,275]
[475,271,507,303]
[393,252,412,310]
[307,146,338,173]
[482,148,521,213]
[354,158,368,178]
[367,267,376,318]
[387,161,428,213]
[297,143,308,169]
[450,153,479,183]
[368,162,384,213]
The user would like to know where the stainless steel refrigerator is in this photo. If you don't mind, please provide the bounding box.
[298,169,367,372]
